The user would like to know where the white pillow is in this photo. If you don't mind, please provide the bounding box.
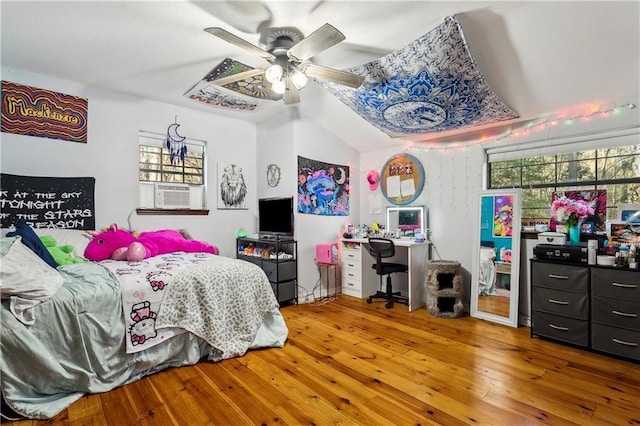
[33,228,93,258]
[0,237,64,325]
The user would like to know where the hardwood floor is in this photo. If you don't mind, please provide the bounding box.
[9,296,640,425]
[477,294,510,318]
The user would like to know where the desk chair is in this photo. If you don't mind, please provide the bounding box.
[366,237,409,309]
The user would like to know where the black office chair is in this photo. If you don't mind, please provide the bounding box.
[366,237,409,309]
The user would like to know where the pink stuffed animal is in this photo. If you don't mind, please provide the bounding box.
[84,224,218,261]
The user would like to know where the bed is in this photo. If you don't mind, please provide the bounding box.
[0,175,289,420]
[478,242,498,296]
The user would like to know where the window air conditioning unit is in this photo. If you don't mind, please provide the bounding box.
[154,183,191,209]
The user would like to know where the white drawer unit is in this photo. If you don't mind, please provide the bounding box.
[341,241,364,298]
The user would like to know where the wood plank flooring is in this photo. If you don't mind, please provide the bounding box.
[8,296,640,425]
[477,294,510,318]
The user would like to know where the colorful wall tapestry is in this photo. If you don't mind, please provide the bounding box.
[480,195,512,257]
[551,190,607,232]
[184,58,277,112]
[1,81,88,143]
[493,195,514,237]
[316,16,518,138]
[297,156,349,216]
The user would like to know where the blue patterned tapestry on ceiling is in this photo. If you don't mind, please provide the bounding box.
[297,156,349,216]
[316,15,519,138]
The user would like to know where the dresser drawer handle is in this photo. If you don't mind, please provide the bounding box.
[612,338,638,347]
[612,282,638,289]
[612,310,638,318]
[347,263,355,268]
[548,274,569,280]
[548,323,569,331]
[548,299,569,305]
[347,273,355,277]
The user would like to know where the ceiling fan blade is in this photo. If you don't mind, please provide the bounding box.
[211,68,265,86]
[287,23,345,62]
[195,2,272,35]
[301,63,364,88]
[283,78,300,105]
[204,27,276,61]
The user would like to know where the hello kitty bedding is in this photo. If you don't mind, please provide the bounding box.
[0,237,288,420]
[99,252,215,353]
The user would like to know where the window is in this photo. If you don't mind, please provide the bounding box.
[138,131,207,210]
[488,144,640,222]
[139,134,205,184]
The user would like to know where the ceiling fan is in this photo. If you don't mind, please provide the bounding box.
[204,23,365,105]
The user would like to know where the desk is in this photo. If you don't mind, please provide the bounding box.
[340,238,430,312]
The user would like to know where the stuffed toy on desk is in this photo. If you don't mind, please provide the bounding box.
[83,224,218,261]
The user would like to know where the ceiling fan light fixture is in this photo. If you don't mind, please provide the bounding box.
[265,64,283,83]
[271,79,286,94]
[289,69,308,90]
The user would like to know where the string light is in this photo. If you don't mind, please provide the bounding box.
[406,101,637,153]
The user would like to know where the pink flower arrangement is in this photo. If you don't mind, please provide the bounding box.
[551,197,595,227]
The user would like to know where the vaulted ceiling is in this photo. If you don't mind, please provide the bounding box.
[2,1,638,152]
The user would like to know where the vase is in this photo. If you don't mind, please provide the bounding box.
[568,225,580,246]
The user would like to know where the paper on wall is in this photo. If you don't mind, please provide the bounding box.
[386,175,401,198]
[400,178,416,197]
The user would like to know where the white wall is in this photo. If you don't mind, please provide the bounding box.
[292,114,360,301]
[359,145,482,311]
[256,110,296,203]
[0,67,257,258]
[254,108,360,301]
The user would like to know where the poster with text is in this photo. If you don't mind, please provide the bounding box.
[1,81,88,143]
[0,174,95,229]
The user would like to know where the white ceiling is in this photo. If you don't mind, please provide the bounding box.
[2,1,639,152]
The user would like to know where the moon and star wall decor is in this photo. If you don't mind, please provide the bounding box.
[166,117,187,164]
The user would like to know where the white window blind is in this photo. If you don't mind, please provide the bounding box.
[486,126,639,162]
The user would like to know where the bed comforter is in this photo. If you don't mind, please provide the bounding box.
[0,241,288,420]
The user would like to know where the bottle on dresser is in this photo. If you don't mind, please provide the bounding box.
[629,244,637,269]
[587,240,597,265]
[619,243,630,268]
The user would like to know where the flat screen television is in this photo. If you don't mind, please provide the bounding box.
[258,196,294,239]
